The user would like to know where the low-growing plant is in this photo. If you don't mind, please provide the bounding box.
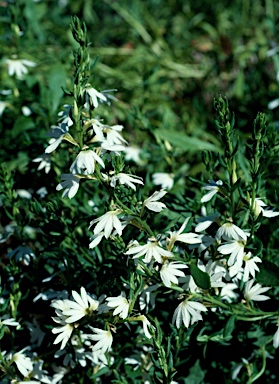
[1,11,279,384]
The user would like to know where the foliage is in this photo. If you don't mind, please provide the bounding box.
[1,1,279,383]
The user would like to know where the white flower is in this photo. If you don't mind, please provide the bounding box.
[63,287,99,323]
[228,262,244,279]
[33,154,51,174]
[189,234,215,254]
[218,239,246,267]
[58,104,73,127]
[195,210,219,232]
[125,237,173,264]
[244,279,271,302]
[102,124,128,147]
[110,173,144,190]
[143,190,167,212]
[84,86,108,108]
[273,324,279,348]
[6,58,36,78]
[232,357,250,380]
[268,98,279,110]
[139,284,158,311]
[201,179,223,203]
[216,222,247,241]
[220,283,239,302]
[7,246,35,265]
[70,149,105,175]
[167,217,201,250]
[130,315,155,339]
[160,261,187,287]
[52,319,74,350]
[172,300,207,329]
[56,174,82,199]
[45,124,78,153]
[89,231,104,249]
[251,198,279,218]
[89,209,123,239]
[22,106,32,116]
[17,189,32,199]
[106,293,130,319]
[152,172,174,190]
[0,315,20,327]
[36,187,48,198]
[90,327,113,354]
[12,349,33,377]
[197,260,226,288]
[181,275,199,293]
[242,252,262,282]
[124,146,142,164]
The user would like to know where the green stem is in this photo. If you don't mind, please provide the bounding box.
[247,346,266,384]
[114,196,154,237]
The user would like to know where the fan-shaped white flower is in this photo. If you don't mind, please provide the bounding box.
[85,86,107,108]
[130,315,155,339]
[220,283,239,302]
[125,237,173,264]
[201,179,223,203]
[89,209,123,239]
[33,154,51,174]
[139,284,158,311]
[244,279,271,302]
[172,300,207,329]
[251,198,279,218]
[89,231,104,249]
[124,146,142,164]
[91,327,113,354]
[102,124,128,147]
[52,320,74,350]
[58,104,73,127]
[110,173,144,190]
[106,293,130,319]
[63,287,99,323]
[195,210,220,232]
[6,58,36,77]
[242,252,261,282]
[143,190,167,212]
[160,261,188,287]
[70,149,105,175]
[218,239,246,268]
[12,349,33,377]
[167,217,201,251]
[0,315,20,327]
[152,172,174,190]
[56,174,82,199]
[216,222,247,241]
[7,245,35,265]
[45,125,78,154]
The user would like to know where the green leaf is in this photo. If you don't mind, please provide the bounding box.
[257,261,279,286]
[223,315,236,339]
[183,360,206,384]
[190,262,211,289]
[156,129,220,153]
[48,64,67,112]
[252,236,263,256]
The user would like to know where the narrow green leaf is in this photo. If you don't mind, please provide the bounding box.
[223,315,236,339]
[156,129,220,153]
